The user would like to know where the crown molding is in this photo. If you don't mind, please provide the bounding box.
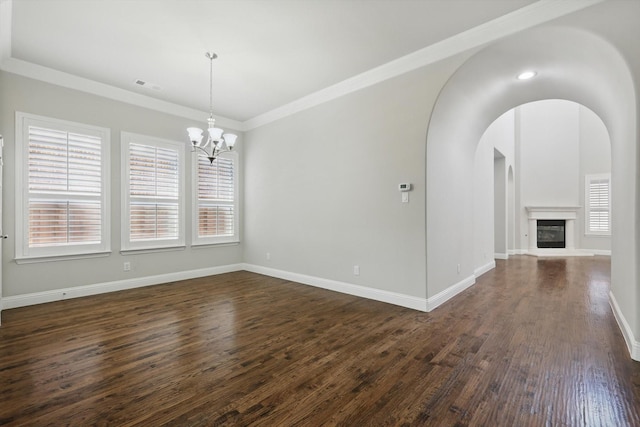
[242,0,604,131]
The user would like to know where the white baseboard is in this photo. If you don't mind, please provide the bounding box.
[516,248,611,257]
[524,249,595,257]
[494,253,509,260]
[426,274,475,311]
[609,291,640,361]
[427,261,495,312]
[2,261,496,318]
[243,263,495,314]
[592,249,612,256]
[474,260,496,277]
[242,263,428,312]
[2,264,244,310]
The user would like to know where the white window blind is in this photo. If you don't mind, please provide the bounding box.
[16,113,110,260]
[193,153,238,245]
[122,133,184,251]
[585,174,611,235]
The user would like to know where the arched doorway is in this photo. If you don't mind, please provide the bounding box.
[425,27,638,359]
[476,99,611,260]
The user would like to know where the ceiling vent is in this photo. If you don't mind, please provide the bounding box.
[134,79,161,91]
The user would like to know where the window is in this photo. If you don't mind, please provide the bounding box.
[15,112,110,260]
[121,132,185,251]
[585,173,611,235]
[192,152,239,245]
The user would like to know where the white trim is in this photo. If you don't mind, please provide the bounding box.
[242,263,428,312]
[242,0,604,130]
[120,132,186,252]
[2,263,244,309]
[15,251,111,264]
[15,112,111,260]
[120,246,185,256]
[525,249,595,257]
[427,262,496,311]
[494,253,509,260]
[609,291,640,361]
[427,275,476,312]
[512,248,598,257]
[475,260,496,277]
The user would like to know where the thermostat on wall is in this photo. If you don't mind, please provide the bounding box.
[398,183,412,192]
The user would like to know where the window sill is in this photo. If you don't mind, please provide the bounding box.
[191,240,240,249]
[15,251,112,264]
[584,233,611,238]
[120,245,186,256]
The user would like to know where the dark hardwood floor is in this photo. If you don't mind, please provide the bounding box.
[1,256,639,426]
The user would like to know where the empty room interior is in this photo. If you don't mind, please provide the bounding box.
[1,0,640,425]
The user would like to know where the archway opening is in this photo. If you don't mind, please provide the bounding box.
[424,26,637,359]
[474,99,611,263]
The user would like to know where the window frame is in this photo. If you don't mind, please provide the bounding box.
[121,132,185,252]
[15,112,111,262]
[191,150,239,246]
[585,173,611,236]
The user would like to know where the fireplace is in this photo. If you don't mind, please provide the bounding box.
[537,220,566,248]
[525,206,580,255]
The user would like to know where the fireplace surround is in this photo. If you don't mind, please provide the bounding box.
[525,206,586,256]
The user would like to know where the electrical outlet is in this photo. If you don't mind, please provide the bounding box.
[124,261,131,271]
[457,263,461,274]
[353,265,360,276]
[266,252,271,261]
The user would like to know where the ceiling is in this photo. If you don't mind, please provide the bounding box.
[3,0,605,127]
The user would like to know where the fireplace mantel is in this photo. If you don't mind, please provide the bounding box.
[525,206,581,220]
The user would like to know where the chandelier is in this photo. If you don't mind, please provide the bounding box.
[187,52,237,164]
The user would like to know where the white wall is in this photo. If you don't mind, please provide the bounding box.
[520,100,580,203]
[494,155,507,257]
[243,54,469,302]
[473,109,515,267]
[0,71,244,297]
[472,133,494,269]
[517,100,580,249]
[514,100,611,252]
[578,105,611,252]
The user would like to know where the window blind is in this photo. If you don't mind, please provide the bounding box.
[197,155,235,238]
[128,142,180,241]
[27,126,103,247]
[586,176,610,234]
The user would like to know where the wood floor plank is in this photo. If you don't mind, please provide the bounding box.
[1,256,640,426]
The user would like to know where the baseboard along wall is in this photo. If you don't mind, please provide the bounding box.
[2,264,244,310]
[609,291,640,362]
[2,261,498,316]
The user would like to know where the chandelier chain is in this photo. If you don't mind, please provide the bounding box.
[209,53,214,118]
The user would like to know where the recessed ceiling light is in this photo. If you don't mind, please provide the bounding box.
[517,71,537,80]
